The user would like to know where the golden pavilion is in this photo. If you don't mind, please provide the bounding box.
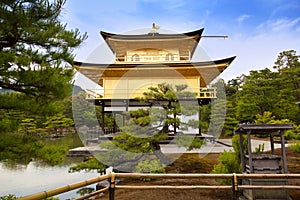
[74,25,235,132]
[75,25,234,99]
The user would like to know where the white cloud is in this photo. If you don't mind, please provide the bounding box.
[236,14,251,24]
[270,1,300,18]
[217,32,300,81]
[165,0,186,10]
[256,17,300,33]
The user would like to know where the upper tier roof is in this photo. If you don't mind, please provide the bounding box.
[100,28,204,60]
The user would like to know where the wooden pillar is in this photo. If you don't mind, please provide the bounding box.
[174,113,177,135]
[124,99,129,127]
[125,99,129,111]
[270,133,275,155]
[247,130,253,173]
[198,106,201,135]
[239,133,245,172]
[122,113,126,127]
[113,113,116,133]
[280,130,288,173]
[109,173,116,200]
[101,105,105,133]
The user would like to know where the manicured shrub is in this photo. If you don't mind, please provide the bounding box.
[290,141,300,153]
[134,159,166,181]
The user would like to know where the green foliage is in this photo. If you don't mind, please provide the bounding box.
[0,92,74,137]
[293,125,300,139]
[37,144,68,165]
[69,157,106,173]
[45,197,59,200]
[212,135,244,183]
[43,113,74,135]
[212,151,241,174]
[140,83,198,134]
[290,142,300,153]
[273,50,300,124]
[212,151,241,184]
[197,104,211,134]
[0,196,58,200]
[254,111,296,139]
[0,0,87,101]
[0,0,86,142]
[18,118,38,135]
[236,68,278,121]
[0,133,69,165]
[224,101,239,136]
[76,187,94,196]
[72,91,114,128]
[0,110,20,133]
[254,111,275,124]
[134,159,166,173]
[0,133,43,164]
[134,159,166,181]
[253,144,264,154]
[0,194,17,200]
[231,134,248,160]
[284,130,296,140]
[175,134,205,151]
[207,99,226,136]
[232,50,300,125]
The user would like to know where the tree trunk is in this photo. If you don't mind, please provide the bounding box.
[152,141,170,165]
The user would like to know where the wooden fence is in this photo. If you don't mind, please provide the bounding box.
[17,173,300,200]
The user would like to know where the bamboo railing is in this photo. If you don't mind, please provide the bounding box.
[17,173,300,200]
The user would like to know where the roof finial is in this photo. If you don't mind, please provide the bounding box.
[150,23,160,34]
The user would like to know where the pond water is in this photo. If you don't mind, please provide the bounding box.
[0,134,100,200]
[0,158,99,200]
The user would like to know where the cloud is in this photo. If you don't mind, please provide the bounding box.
[141,0,185,10]
[256,17,300,33]
[236,14,251,25]
[218,32,300,81]
[165,0,186,10]
[270,1,300,18]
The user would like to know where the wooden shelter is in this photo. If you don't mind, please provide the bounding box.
[235,124,293,200]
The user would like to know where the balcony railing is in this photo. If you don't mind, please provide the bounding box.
[85,87,217,100]
[115,55,191,63]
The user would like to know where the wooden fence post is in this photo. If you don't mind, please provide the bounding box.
[232,173,238,200]
[109,172,116,200]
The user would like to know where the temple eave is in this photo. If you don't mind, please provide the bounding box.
[100,28,204,41]
[73,56,235,69]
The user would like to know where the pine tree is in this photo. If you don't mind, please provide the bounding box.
[236,68,278,122]
[0,0,87,107]
[273,50,300,123]
[94,83,202,172]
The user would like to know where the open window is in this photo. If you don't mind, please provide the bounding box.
[131,54,140,61]
[165,53,174,61]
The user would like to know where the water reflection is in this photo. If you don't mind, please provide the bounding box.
[0,134,100,199]
[0,157,99,199]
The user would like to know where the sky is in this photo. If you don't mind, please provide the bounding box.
[60,0,300,81]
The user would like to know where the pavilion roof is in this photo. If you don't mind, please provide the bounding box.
[74,56,235,87]
[235,124,293,135]
[100,28,204,59]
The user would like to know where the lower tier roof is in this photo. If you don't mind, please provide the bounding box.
[73,56,235,87]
